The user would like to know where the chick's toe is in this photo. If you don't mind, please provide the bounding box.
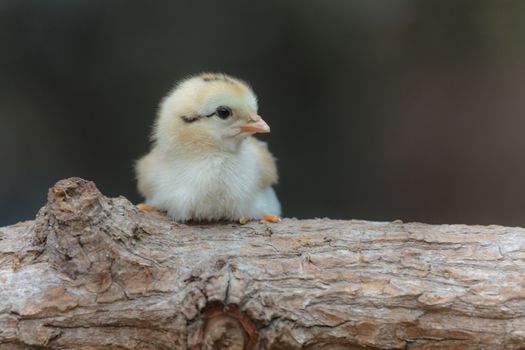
[261,214,281,223]
[137,203,155,212]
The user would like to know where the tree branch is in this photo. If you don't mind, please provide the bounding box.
[1,178,524,349]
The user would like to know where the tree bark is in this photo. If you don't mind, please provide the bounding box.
[1,178,525,349]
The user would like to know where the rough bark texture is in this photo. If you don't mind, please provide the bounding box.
[1,178,525,349]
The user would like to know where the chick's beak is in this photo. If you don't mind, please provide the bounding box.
[238,116,270,133]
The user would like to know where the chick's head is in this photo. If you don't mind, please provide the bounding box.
[154,73,269,154]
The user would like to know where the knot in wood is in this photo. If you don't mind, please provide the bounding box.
[192,303,258,350]
[203,316,245,350]
[48,177,103,223]
[43,178,114,279]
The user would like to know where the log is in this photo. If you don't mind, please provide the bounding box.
[1,177,525,349]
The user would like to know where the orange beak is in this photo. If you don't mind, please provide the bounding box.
[238,117,270,133]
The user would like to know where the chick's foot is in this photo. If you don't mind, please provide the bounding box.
[261,214,281,223]
[137,203,155,212]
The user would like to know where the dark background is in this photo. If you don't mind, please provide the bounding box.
[2,1,525,227]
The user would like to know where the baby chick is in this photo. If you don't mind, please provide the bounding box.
[135,73,281,223]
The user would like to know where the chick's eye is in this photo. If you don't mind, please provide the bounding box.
[215,106,232,119]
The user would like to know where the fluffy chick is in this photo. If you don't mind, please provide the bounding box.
[135,73,281,222]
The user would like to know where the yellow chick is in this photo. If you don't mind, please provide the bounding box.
[135,73,281,223]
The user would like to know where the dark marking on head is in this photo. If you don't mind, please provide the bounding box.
[201,73,234,84]
[181,115,200,123]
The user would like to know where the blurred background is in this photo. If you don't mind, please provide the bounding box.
[2,0,525,227]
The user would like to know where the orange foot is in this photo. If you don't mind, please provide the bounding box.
[261,214,281,223]
[137,203,155,212]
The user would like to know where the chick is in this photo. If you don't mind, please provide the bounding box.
[135,73,281,223]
